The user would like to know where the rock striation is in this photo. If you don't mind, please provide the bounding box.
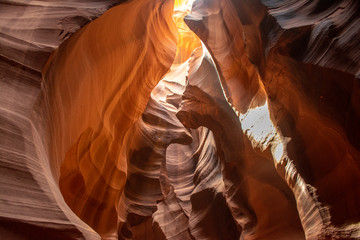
[1,0,177,239]
[44,0,178,237]
[184,0,360,239]
[0,0,359,239]
[0,1,119,239]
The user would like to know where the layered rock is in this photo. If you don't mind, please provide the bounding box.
[45,0,178,237]
[177,45,305,240]
[0,1,120,239]
[0,0,359,239]
[184,0,360,239]
[1,0,178,239]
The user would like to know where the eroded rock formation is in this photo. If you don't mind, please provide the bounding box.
[0,0,359,239]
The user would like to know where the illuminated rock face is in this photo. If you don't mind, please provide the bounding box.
[0,0,360,240]
[0,1,118,239]
[184,0,360,239]
[44,0,178,237]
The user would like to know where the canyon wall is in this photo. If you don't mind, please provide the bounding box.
[0,1,118,239]
[0,0,177,239]
[0,0,359,239]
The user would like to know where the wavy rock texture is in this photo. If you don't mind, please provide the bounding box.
[177,45,305,240]
[44,0,178,238]
[0,0,178,239]
[1,0,360,239]
[185,0,360,239]
[115,10,239,237]
[0,1,120,239]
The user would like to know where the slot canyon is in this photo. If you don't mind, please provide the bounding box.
[0,0,360,239]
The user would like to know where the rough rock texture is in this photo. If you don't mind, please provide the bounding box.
[1,0,360,239]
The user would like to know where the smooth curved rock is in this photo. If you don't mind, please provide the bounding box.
[177,44,305,239]
[0,1,121,239]
[43,0,178,237]
[1,0,360,239]
[185,0,360,239]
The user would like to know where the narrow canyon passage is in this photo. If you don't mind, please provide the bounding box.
[0,0,360,239]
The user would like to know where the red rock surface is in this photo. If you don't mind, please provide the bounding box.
[0,0,359,239]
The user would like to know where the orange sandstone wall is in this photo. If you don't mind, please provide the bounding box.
[0,0,359,239]
[42,0,177,237]
[184,0,360,238]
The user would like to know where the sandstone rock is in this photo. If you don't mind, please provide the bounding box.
[184,0,360,238]
[1,0,359,239]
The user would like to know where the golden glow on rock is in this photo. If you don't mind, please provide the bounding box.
[174,0,194,11]
[171,3,329,239]
[45,0,178,237]
[172,0,200,64]
[1,0,359,239]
